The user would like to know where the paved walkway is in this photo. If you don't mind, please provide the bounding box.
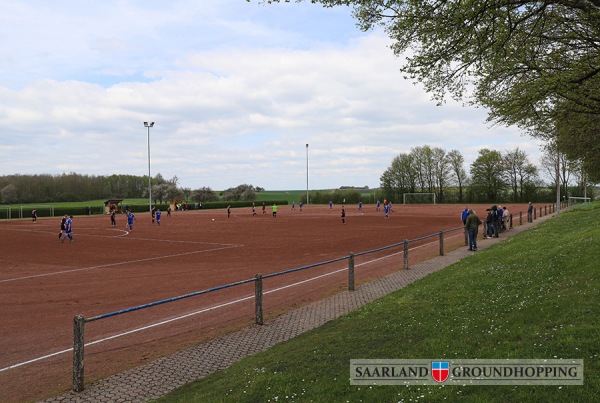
[43,213,555,402]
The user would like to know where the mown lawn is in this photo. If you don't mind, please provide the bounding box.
[156,202,599,402]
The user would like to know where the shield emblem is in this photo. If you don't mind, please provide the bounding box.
[431,361,449,383]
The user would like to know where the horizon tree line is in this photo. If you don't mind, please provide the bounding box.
[380,145,592,204]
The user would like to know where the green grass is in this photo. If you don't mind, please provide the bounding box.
[255,189,378,205]
[156,203,600,402]
[254,190,309,204]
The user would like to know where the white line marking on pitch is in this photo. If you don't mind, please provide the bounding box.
[0,244,242,283]
[0,235,460,372]
[0,248,405,372]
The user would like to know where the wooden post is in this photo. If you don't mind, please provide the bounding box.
[73,314,85,392]
[255,274,263,325]
[509,213,513,229]
[439,231,444,256]
[403,240,409,270]
[348,253,355,291]
[534,208,537,220]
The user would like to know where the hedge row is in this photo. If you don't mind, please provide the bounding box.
[0,200,289,219]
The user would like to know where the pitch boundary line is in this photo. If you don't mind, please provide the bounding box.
[3,226,238,245]
[0,244,243,284]
[0,233,466,372]
[0,238,446,372]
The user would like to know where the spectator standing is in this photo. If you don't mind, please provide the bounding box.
[491,205,499,238]
[465,209,482,251]
[485,208,493,238]
[497,206,504,233]
[527,202,534,223]
[502,206,510,230]
[461,207,469,225]
[341,205,346,224]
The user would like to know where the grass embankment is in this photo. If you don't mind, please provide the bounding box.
[157,203,599,402]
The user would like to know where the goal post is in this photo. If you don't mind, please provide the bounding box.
[20,205,55,218]
[0,206,11,219]
[568,197,591,207]
[403,193,436,204]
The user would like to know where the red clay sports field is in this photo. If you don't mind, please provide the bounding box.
[0,203,531,401]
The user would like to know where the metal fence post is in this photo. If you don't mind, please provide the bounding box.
[348,253,355,291]
[255,274,263,325]
[439,231,444,256]
[519,211,522,225]
[73,314,85,392]
[403,240,409,270]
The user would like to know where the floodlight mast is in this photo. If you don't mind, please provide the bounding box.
[306,144,309,205]
[144,122,155,215]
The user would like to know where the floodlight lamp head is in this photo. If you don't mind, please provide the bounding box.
[144,122,155,127]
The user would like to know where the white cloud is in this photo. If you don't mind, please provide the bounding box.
[0,0,546,191]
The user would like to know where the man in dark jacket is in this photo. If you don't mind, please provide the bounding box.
[465,209,482,251]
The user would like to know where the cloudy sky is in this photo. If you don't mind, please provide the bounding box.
[0,0,544,191]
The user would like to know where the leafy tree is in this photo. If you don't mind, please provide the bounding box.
[447,149,468,202]
[380,153,417,201]
[540,143,578,200]
[431,147,450,203]
[0,184,18,203]
[149,183,183,204]
[191,187,219,202]
[469,149,507,202]
[412,146,435,193]
[221,184,257,201]
[554,107,600,183]
[503,148,540,202]
[381,146,452,202]
[153,173,167,185]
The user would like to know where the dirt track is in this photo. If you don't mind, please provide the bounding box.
[0,203,529,401]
